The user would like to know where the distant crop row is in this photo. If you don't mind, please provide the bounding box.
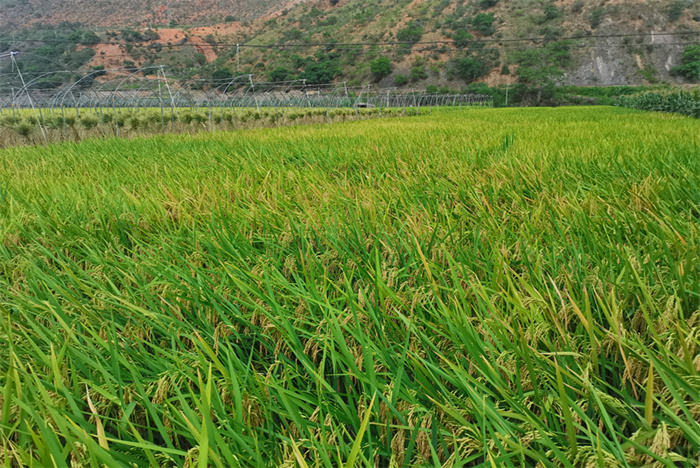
[0,106,437,147]
[614,89,700,118]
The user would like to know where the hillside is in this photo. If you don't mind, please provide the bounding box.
[0,0,305,29]
[1,0,699,102]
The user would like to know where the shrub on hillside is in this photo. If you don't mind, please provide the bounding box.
[544,4,560,20]
[410,66,428,81]
[590,7,605,28]
[671,45,700,81]
[394,74,409,85]
[668,0,688,21]
[370,57,392,80]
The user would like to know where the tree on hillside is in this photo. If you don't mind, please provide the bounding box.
[512,41,571,104]
[452,30,474,48]
[301,62,338,84]
[470,13,496,36]
[370,56,392,80]
[479,0,498,8]
[299,53,340,84]
[212,69,233,81]
[447,57,484,81]
[671,45,700,81]
[269,67,291,82]
[397,21,423,44]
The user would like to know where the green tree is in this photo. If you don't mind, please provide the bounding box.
[448,57,484,81]
[269,67,291,82]
[212,69,233,81]
[369,57,392,80]
[79,31,100,45]
[513,41,571,103]
[194,53,207,66]
[671,45,700,81]
[479,0,498,8]
[470,13,496,35]
[544,4,559,20]
[397,21,423,44]
[299,54,340,84]
[453,30,474,48]
[291,54,309,69]
[283,28,304,43]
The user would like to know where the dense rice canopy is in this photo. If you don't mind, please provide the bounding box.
[1,107,699,467]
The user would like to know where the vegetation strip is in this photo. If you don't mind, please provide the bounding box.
[615,89,700,119]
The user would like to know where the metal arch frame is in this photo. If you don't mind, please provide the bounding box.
[10,71,75,107]
[169,79,200,108]
[109,66,163,107]
[52,68,124,109]
[0,61,494,111]
[2,51,90,106]
[222,74,254,95]
[216,74,255,96]
[124,77,173,108]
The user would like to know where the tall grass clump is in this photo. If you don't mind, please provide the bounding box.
[0,107,699,467]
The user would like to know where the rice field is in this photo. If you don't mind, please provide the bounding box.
[1,106,699,467]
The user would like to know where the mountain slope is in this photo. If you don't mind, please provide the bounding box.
[221,0,700,87]
[2,0,699,95]
[0,0,307,29]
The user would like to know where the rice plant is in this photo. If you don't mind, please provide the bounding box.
[0,106,699,467]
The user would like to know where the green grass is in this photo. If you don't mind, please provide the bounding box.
[1,106,699,467]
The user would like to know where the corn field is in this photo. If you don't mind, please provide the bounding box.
[614,89,700,118]
[1,106,699,467]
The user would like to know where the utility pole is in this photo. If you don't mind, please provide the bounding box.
[236,44,240,72]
